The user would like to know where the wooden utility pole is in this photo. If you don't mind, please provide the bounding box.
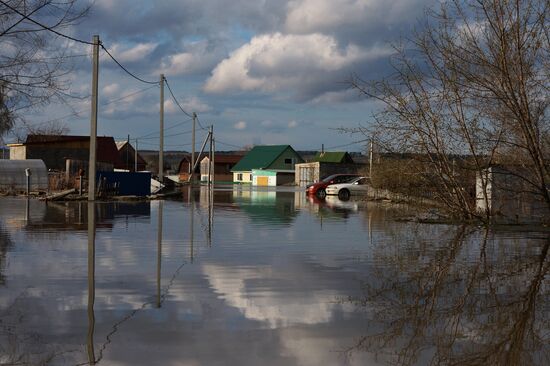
[191,112,197,183]
[88,35,100,202]
[208,125,213,186]
[369,139,373,179]
[159,74,165,182]
[189,131,211,182]
[134,139,138,172]
[212,134,215,186]
[126,134,130,171]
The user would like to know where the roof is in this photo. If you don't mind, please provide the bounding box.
[231,145,292,172]
[313,151,354,164]
[18,134,123,167]
[116,141,147,166]
[201,154,244,164]
[24,134,97,144]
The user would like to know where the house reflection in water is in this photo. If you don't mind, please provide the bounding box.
[22,201,151,232]
[232,188,298,226]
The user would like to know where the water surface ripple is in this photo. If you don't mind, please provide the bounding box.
[0,188,548,365]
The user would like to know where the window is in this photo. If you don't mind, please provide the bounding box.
[284,158,293,165]
[237,173,243,181]
[248,173,252,180]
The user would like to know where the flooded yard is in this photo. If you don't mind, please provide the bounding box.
[0,187,548,365]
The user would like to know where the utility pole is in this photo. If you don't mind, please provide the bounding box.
[126,134,130,171]
[208,125,213,186]
[369,139,373,179]
[191,112,197,183]
[134,139,138,172]
[212,134,215,186]
[159,74,165,183]
[88,35,100,202]
[189,130,212,178]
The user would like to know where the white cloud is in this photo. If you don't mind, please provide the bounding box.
[286,0,371,34]
[159,40,223,76]
[108,42,157,63]
[204,32,385,98]
[285,0,432,34]
[163,99,178,114]
[180,96,211,113]
[288,120,297,128]
[162,95,210,115]
[309,88,363,104]
[102,83,120,97]
[234,121,247,130]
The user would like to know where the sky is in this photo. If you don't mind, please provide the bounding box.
[17,0,436,152]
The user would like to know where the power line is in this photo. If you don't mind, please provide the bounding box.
[138,129,193,141]
[216,140,244,150]
[1,1,159,87]
[326,139,368,150]
[164,78,193,118]
[100,44,158,85]
[0,0,94,45]
[139,141,192,148]
[19,85,158,128]
[195,115,209,131]
[136,118,192,139]
[102,84,158,106]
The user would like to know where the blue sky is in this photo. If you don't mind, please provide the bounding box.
[15,0,436,152]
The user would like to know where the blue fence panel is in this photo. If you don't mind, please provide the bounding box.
[96,171,151,196]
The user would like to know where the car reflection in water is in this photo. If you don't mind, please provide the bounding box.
[305,192,365,221]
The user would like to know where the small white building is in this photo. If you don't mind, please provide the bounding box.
[476,165,549,222]
[252,169,278,186]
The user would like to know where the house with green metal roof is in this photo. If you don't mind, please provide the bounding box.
[312,151,354,164]
[295,151,361,187]
[231,145,304,186]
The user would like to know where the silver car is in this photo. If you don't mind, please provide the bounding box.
[325,176,369,200]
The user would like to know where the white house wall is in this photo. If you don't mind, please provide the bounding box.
[233,172,252,183]
[252,174,277,186]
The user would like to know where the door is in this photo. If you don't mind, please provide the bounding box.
[257,176,269,186]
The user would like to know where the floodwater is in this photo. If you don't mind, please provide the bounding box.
[0,186,548,366]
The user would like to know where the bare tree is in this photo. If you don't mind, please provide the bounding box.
[0,0,90,136]
[12,119,70,141]
[351,0,549,221]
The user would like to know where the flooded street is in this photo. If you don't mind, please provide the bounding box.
[0,187,548,366]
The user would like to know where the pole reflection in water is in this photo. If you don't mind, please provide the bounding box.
[190,190,194,263]
[25,198,29,223]
[156,201,163,308]
[87,202,96,365]
[208,184,213,247]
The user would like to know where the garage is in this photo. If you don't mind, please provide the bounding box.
[252,170,277,186]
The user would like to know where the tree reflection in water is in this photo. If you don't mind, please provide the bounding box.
[345,226,549,366]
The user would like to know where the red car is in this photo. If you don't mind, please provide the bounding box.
[306,174,360,198]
